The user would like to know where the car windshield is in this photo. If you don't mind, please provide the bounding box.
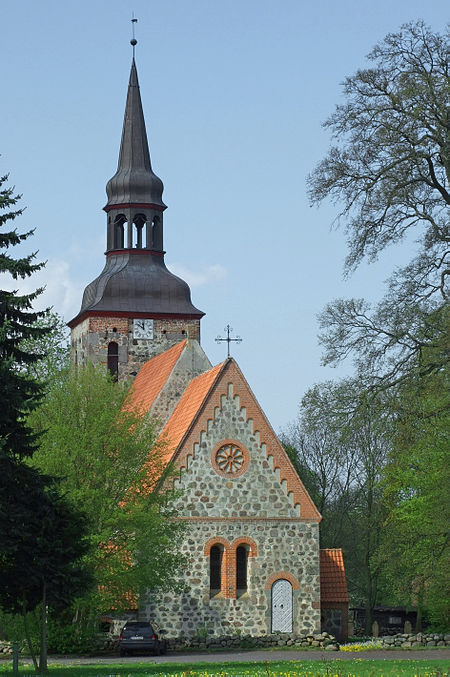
[122,623,153,633]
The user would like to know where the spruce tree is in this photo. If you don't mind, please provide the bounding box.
[0,173,92,670]
[0,174,50,459]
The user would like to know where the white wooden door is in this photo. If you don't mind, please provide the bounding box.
[271,579,293,632]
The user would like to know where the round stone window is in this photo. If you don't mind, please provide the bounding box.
[211,439,250,478]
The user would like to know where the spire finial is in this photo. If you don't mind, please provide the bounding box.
[131,13,138,58]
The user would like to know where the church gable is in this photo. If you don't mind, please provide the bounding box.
[172,385,300,519]
[166,359,321,522]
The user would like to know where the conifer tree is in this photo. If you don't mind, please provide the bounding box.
[0,174,91,670]
[0,174,50,459]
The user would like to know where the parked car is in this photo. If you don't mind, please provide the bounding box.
[119,621,167,656]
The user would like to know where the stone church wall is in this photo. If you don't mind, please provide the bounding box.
[143,386,321,637]
[144,519,320,637]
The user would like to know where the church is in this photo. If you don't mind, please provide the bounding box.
[68,52,348,641]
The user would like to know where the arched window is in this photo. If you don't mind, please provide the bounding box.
[151,215,160,249]
[210,545,223,597]
[113,215,126,249]
[107,342,119,380]
[133,214,146,249]
[236,545,249,596]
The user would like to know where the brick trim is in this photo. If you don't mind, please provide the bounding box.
[203,537,231,556]
[231,536,258,556]
[104,202,166,212]
[175,516,315,523]
[264,571,300,591]
[203,536,258,599]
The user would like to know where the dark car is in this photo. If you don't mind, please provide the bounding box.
[119,621,167,656]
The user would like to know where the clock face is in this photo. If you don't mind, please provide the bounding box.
[133,318,154,339]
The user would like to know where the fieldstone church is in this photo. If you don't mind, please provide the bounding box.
[68,55,348,641]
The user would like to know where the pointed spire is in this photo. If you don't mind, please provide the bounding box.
[105,59,166,209]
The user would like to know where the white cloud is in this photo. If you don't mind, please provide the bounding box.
[167,263,227,288]
[0,259,81,321]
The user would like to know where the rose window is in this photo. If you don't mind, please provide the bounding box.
[215,443,244,474]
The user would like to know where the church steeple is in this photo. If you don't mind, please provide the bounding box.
[106,59,165,211]
[68,48,204,379]
[104,58,166,253]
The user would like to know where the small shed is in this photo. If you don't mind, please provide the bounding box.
[320,548,349,642]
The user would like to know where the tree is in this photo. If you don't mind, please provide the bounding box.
[0,174,91,671]
[29,364,186,620]
[376,349,450,629]
[307,21,449,386]
[284,378,393,631]
[0,458,92,671]
[0,174,51,459]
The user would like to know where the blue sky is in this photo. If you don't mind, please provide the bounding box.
[2,1,447,431]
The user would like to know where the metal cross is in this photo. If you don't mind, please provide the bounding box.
[215,325,242,358]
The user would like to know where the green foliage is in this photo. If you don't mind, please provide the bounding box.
[0,173,92,671]
[20,311,70,383]
[0,459,92,617]
[283,442,322,510]
[0,174,51,459]
[0,658,450,676]
[377,359,450,628]
[0,609,100,655]
[29,363,186,614]
[305,21,449,631]
[284,378,393,629]
[0,609,39,650]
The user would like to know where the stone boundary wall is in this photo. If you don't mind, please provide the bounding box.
[165,631,339,652]
[378,632,450,647]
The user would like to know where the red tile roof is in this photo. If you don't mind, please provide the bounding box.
[159,361,225,465]
[127,339,187,415]
[320,549,349,602]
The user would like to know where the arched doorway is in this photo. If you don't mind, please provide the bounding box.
[271,579,293,632]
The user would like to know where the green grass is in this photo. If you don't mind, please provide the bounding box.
[0,658,449,676]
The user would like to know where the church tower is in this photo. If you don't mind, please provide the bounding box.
[68,57,204,379]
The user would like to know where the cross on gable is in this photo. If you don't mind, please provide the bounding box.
[215,324,242,358]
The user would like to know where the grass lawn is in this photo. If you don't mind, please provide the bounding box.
[0,658,449,676]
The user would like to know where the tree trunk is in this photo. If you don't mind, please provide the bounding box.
[22,601,38,672]
[39,580,48,672]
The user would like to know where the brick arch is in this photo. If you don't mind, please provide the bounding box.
[203,537,231,556]
[231,536,258,557]
[264,571,300,591]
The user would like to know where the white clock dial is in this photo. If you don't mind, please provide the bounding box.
[133,318,154,339]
